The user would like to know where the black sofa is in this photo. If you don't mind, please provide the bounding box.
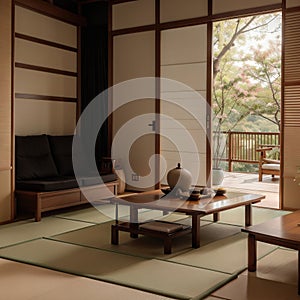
[15,134,118,221]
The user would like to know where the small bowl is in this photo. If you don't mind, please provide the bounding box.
[214,188,226,196]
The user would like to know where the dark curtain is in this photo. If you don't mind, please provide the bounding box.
[81,3,109,166]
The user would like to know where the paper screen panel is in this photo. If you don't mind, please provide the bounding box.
[213,0,281,15]
[161,25,207,65]
[112,0,155,30]
[15,68,76,98]
[15,38,77,72]
[15,6,77,48]
[160,0,207,23]
[160,23,208,186]
[113,31,155,84]
[15,99,76,135]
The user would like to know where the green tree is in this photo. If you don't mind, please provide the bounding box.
[212,13,281,169]
[242,39,281,131]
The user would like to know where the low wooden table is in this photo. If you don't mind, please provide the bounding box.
[242,210,300,295]
[111,190,264,254]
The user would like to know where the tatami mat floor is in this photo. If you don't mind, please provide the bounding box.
[0,201,297,299]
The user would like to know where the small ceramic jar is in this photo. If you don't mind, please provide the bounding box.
[167,163,192,191]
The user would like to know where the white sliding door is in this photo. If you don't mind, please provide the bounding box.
[160,25,208,186]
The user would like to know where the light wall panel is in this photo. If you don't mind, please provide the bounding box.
[15,6,77,47]
[160,0,207,23]
[15,68,76,98]
[112,0,155,30]
[15,99,76,135]
[15,38,77,72]
[213,0,282,14]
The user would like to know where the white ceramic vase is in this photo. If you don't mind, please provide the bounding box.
[212,168,224,186]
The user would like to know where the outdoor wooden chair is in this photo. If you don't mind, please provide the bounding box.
[256,146,280,181]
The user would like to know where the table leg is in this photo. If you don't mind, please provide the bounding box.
[298,250,300,295]
[245,204,252,226]
[111,225,119,245]
[130,205,139,238]
[213,212,220,222]
[192,214,200,248]
[248,234,257,272]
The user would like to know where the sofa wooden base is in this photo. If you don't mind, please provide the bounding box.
[15,181,118,221]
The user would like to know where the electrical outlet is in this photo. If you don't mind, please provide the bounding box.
[132,173,140,181]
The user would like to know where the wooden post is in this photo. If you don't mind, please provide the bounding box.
[228,130,232,172]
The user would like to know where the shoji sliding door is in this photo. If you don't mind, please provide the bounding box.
[112,0,157,191]
[160,25,209,186]
[159,0,209,186]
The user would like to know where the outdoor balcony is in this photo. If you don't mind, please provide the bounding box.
[216,131,280,209]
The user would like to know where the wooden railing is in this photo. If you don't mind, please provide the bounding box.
[215,131,280,172]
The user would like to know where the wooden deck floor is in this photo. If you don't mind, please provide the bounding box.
[222,171,280,209]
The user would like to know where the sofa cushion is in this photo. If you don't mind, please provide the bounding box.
[48,135,75,176]
[16,176,79,192]
[15,135,59,181]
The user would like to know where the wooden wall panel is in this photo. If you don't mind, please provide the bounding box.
[284,86,300,127]
[287,0,300,8]
[0,171,12,222]
[283,8,300,209]
[284,11,300,82]
[0,0,12,170]
[15,6,77,47]
[112,0,155,30]
[0,0,12,222]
